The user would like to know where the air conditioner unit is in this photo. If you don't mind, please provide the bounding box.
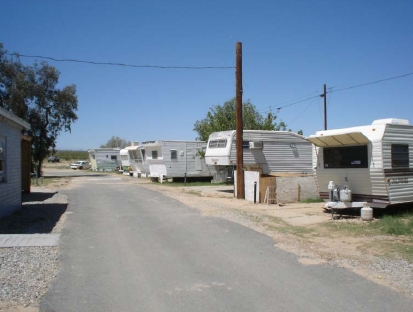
[249,141,263,149]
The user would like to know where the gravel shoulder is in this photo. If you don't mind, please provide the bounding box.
[0,189,67,312]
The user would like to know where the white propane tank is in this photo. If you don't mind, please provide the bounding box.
[340,186,352,202]
[361,203,373,221]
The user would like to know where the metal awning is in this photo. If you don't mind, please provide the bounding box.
[307,132,370,147]
[125,146,140,150]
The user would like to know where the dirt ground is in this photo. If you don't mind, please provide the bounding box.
[39,167,413,296]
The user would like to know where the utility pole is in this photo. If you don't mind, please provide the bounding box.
[235,42,245,199]
[320,84,327,130]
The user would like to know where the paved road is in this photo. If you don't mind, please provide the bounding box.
[40,175,413,312]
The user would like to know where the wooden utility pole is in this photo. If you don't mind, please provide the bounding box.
[235,42,245,199]
[321,84,327,130]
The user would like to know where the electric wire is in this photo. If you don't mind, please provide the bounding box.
[286,96,319,127]
[329,72,413,93]
[4,52,235,70]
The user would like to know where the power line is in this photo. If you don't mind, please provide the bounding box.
[287,96,319,126]
[330,72,413,93]
[5,52,235,70]
[259,70,413,116]
[257,93,320,115]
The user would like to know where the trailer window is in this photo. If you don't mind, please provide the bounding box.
[323,145,368,168]
[243,141,250,149]
[391,144,409,168]
[121,155,128,161]
[170,149,177,160]
[0,137,5,182]
[152,150,158,159]
[111,155,117,160]
[208,139,227,148]
[129,150,137,160]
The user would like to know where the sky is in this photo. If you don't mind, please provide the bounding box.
[1,0,412,150]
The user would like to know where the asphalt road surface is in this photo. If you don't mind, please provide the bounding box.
[40,175,413,312]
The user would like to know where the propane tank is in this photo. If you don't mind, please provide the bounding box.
[340,186,352,202]
[361,203,373,221]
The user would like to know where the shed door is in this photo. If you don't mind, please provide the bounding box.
[195,155,202,171]
[195,147,206,171]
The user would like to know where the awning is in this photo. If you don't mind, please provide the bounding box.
[307,132,370,147]
[125,146,141,150]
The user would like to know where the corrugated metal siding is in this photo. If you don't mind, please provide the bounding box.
[370,138,387,197]
[382,124,413,203]
[229,131,312,174]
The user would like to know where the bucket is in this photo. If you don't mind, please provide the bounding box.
[361,204,373,221]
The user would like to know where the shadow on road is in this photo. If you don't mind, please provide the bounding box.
[0,195,67,234]
[217,189,234,194]
[22,191,57,203]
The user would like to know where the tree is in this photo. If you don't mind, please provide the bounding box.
[193,98,289,141]
[0,43,78,176]
[100,136,131,149]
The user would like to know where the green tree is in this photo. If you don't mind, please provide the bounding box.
[100,136,131,149]
[193,98,289,141]
[0,43,78,176]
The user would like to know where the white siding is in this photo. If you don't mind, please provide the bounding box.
[382,124,413,203]
[0,121,23,217]
[229,131,313,174]
[145,141,217,179]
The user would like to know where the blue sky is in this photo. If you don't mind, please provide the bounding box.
[1,0,412,150]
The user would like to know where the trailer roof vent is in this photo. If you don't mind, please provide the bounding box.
[372,118,410,125]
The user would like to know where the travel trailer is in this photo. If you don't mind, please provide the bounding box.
[124,144,150,177]
[307,118,413,209]
[88,148,121,171]
[142,140,217,181]
[120,148,132,175]
[205,130,313,175]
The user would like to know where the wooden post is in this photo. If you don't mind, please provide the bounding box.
[323,84,327,130]
[297,183,301,202]
[236,42,245,199]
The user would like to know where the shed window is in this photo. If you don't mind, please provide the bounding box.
[152,150,158,159]
[170,149,177,160]
[0,137,5,182]
[323,145,368,168]
[208,139,227,148]
[391,144,409,168]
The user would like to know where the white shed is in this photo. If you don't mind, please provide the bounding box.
[0,107,30,217]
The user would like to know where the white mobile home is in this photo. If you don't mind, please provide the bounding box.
[88,148,121,171]
[308,118,413,209]
[142,140,216,181]
[0,107,30,217]
[205,130,313,174]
